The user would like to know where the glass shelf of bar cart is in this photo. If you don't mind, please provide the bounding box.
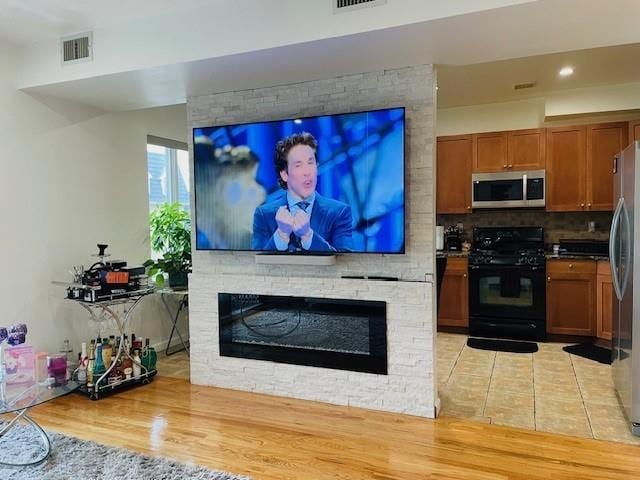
[52,283,157,400]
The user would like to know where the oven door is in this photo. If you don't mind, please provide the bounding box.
[469,264,546,321]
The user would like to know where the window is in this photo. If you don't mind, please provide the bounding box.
[147,135,190,213]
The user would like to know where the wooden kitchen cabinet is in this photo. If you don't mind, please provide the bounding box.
[547,123,626,212]
[471,129,544,173]
[586,122,628,211]
[546,259,596,336]
[472,132,508,172]
[546,126,587,212]
[437,135,472,214]
[630,119,640,145]
[507,128,545,170]
[597,260,613,341]
[438,257,469,328]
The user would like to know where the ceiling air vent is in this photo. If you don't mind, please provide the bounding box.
[513,81,536,90]
[334,0,387,13]
[61,32,92,65]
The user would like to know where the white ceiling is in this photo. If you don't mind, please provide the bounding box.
[0,0,216,46]
[437,43,640,108]
[9,0,640,112]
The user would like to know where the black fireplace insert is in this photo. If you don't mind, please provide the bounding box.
[218,293,387,374]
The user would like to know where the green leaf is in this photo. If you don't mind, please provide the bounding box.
[147,202,192,285]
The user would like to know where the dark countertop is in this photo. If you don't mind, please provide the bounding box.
[545,254,609,261]
[436,251,470,258]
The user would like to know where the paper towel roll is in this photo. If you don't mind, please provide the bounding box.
[436,226,444,250]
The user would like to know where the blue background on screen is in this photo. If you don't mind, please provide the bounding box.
[193,107,405,253]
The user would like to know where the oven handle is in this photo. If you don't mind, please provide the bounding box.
[523,173,528,201]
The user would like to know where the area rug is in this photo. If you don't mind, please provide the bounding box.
[563,343,612,364]
[467,337,538,353]
[0,423,251,480]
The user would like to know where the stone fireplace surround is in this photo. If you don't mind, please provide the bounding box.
[188,65,437,417]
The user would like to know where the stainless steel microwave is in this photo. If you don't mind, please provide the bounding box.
[472,170,545,209]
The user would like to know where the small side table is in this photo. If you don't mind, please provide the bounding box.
[159,289,190,356]
[0,381,79,466]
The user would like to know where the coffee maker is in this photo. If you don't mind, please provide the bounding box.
[444,226,462,251]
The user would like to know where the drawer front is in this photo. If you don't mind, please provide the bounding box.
[597,260,612,276]
[446,257,468,270]
[547,259,596,275]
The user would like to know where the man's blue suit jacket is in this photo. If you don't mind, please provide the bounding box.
[252,191,354,252]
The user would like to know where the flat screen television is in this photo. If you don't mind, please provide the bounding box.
[193,107,405,254]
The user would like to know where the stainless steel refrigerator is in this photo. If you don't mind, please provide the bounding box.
[611,140,640,436]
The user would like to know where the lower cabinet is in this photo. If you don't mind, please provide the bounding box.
[597,260,613,341]
[438,257,469,328]
[546,260,596,336]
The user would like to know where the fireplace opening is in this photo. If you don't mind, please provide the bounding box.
[219,293,387,374]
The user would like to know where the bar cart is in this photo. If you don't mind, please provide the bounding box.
[55,284,157,400]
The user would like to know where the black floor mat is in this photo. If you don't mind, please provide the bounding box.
[563,343,612,364]
[467,337,538,353]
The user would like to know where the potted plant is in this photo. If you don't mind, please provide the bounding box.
[144,202,191,289]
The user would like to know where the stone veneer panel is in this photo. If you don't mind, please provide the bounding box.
[188,66,435,281]
[187,65,436,417]
[189,274,434,417]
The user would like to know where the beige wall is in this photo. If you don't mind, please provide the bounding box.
[0,40,188,353]
[437,83,640,136]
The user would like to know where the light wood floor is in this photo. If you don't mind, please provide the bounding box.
[30,376,640,480]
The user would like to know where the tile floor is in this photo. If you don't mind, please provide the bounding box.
[438,332,640,445]
[156,350,190,381]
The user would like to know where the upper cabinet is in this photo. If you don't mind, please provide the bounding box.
[472,129,545,173]
[436,122,628,214]
[630,119,640,145]
[507,128,546,171]
[472,132,507,172]
[546,123,626,212]
[586,122,628,211]
[437,135,472,214]
[546,126,587,212]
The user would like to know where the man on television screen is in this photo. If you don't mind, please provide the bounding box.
[252,132,354,252]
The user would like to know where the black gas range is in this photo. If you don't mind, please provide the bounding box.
[468,227,546,341]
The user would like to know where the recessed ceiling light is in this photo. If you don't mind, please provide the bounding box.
[559,66,574,77]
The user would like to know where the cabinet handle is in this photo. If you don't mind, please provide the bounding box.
[508,164,513,168]
[503,164,508,168]
[467,206,471,210]
[580,203,585,208]
[569,263,573,268]
[463,273,467,278]
[547,276,551,282]
[587,203,592,208]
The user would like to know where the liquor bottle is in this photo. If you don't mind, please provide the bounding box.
[77,343,88,385]
[87,343,96,387]
[132,349,142,378]
[130,334,136,355]
[102,338,112,369]
[141,338,157,372]
[93,343,106,385]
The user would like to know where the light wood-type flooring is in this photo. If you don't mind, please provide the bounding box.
[30,376,640,480]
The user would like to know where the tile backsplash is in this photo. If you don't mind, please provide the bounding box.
[437,210,613,246]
